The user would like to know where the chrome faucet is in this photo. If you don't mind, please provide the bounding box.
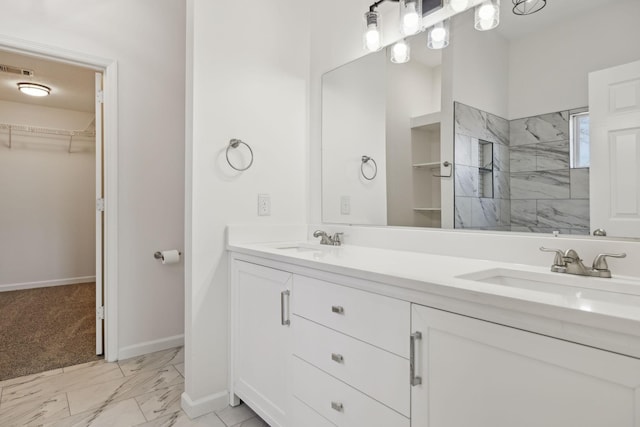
[540,247,626,278]
[313,230,344,246]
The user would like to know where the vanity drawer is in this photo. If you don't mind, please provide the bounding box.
[292,275,410,358]
[293,315,409,417]
[292,396,336,427]
[292,356,410,427]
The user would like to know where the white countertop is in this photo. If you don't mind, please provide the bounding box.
[228,241,640,353]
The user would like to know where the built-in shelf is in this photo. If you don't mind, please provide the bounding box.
[410,112,441,129]
[413,208,442,212]
[412,162,441,169]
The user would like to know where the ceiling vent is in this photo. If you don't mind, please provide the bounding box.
[0,64,34,77]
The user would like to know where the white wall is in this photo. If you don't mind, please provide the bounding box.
[0,1,186,357]
[386,61,441,226]
[447,10,510,119]
[322,51,387,225]
[0,107,95,289]
[184,0,310,416]
[508,0,640,119]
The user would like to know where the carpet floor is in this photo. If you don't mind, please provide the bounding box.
[0,283,102,381]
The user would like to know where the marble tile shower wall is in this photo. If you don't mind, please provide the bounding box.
[454,102,590,235]
[454,102,511,231]
[510,109,589,235]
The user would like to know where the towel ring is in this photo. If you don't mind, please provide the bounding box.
[361,155,377,181]
[433,161,452,178]
[226,138,254,171]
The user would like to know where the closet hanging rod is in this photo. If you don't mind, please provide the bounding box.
[0,123,96,138]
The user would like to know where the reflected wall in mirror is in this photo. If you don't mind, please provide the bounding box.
[321,0,640,238]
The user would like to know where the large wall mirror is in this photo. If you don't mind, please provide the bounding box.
[321,0,640,238]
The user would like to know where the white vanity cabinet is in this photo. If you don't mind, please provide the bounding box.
[229,250,640,427]
[411,304,640,427]
[230,260,292,427]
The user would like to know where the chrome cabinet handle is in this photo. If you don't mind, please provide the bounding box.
[331,305,344,314]
[331,401,344,412]
[410,331,422,386]
[331,353,344,363]
[280,290,290,326]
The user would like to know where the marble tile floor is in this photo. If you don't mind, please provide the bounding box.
[0,347,268,427]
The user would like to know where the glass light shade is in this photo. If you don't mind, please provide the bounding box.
[400,0,422,36]
[448,0,470,12]
[512,0,546,15]
[363,10,383,52]
[475,0,500,31]
[390,39,411,64]
[427,19,450,49]
[17,82,50,97]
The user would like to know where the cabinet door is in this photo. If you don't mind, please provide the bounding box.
[232,260,292,427]
[411,304,640,427]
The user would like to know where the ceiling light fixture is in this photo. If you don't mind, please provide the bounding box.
[475,0,500,31]
[512,0,546,15]
[17,82,51,97]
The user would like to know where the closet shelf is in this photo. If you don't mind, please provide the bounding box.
[0,123,96,138]
[413,208,442,212]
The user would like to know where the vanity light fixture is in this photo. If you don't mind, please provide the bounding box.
[427,19,450,49]
[390,39,411,63]
[17,82,50,97]
[400,0,423,36]
[475,0,500,31]
[512,0,546,15]
[364,10,383,52]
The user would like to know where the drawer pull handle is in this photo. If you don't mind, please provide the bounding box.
[331,401,344,412]
[410,331,422,386]
[331,305,344,314]
[281,290,290,326]
[331,353,344,363]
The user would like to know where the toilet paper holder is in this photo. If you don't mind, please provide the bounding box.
[154,251,182,260]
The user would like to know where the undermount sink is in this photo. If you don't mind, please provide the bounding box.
[274,245,321,253]
[456,268,640,311]
[271,242,332,253]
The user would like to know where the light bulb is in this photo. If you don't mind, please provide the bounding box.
[427,19,450,50]
[478,4,496,19]
[431,27,446,42]
[400,0,422,36]
[363,11,383,52]
[390,39,410,64]
[365,27,382,51]
[474,0,500,31]
[448,0,470,12]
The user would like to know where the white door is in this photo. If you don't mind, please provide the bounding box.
[95,72,104,355]
[411,304,640,427]
[589,60,640,237]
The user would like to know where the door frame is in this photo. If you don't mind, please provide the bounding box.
[0,35,120,362]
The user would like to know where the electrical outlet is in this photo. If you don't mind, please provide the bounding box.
[340,196,351,215]
[258,194,271,216]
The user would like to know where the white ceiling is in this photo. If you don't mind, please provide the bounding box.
[0,50,96,113]
[497,0,622,40]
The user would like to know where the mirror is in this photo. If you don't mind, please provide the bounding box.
[321,0,640,238]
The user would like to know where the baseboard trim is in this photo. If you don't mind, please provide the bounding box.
[0,276,96,292]
[181,390,229,419]
[118,334,184,360]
